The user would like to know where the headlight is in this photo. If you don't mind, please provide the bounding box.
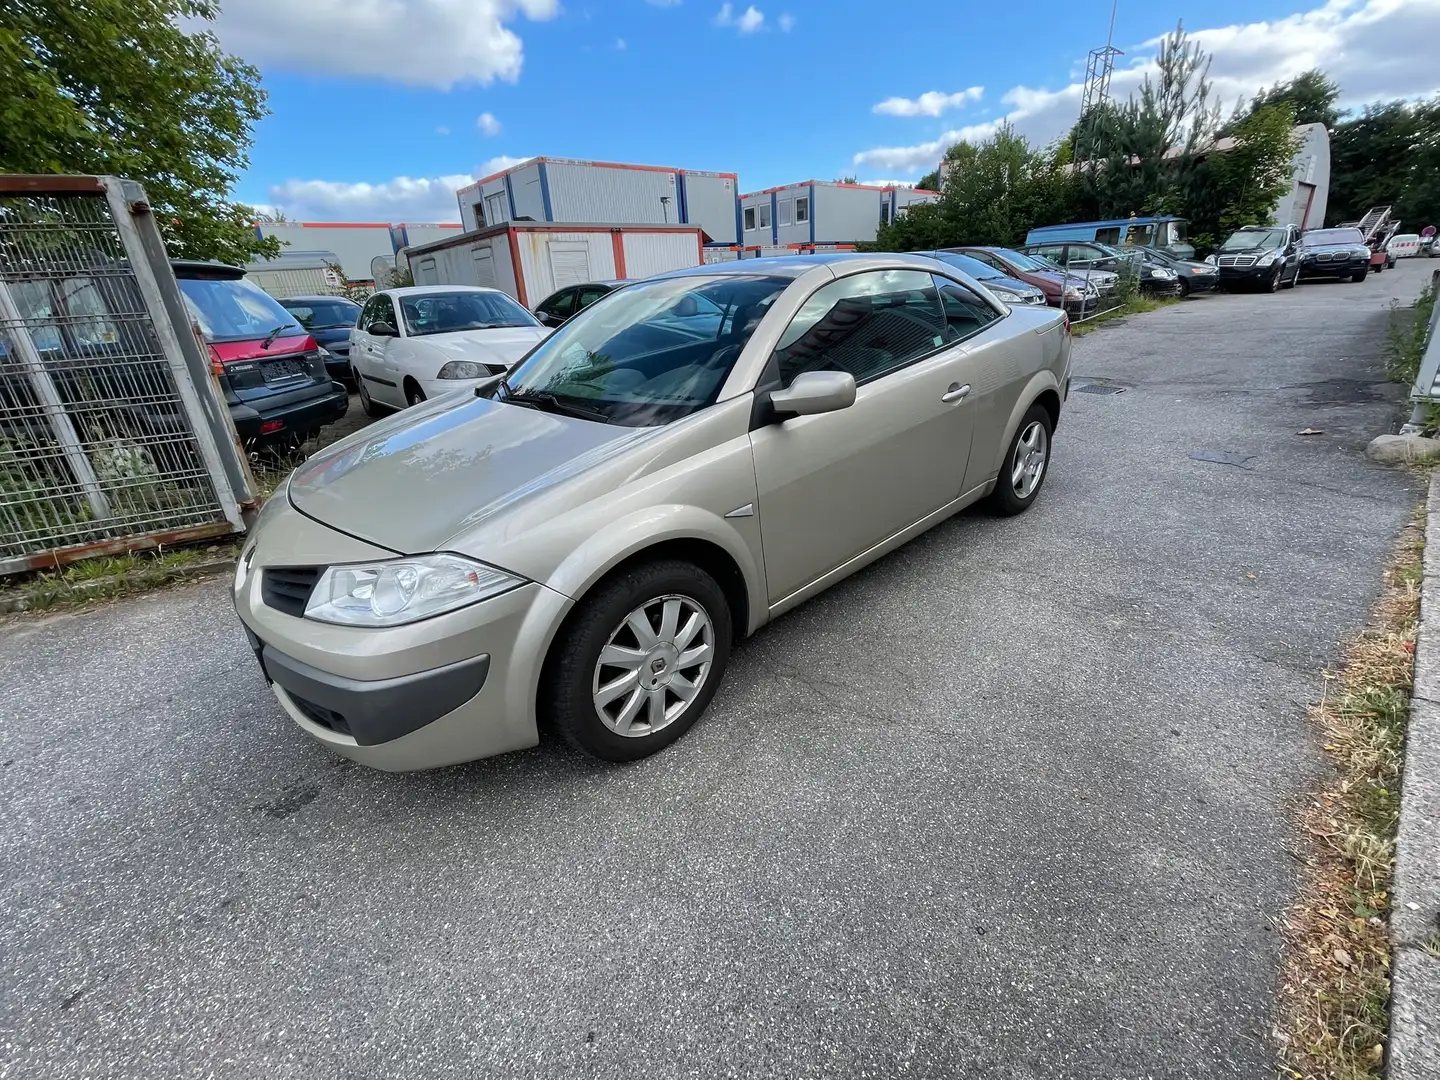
[1149,269,1175,279]
[304,554,523,626]
[1062,286,1085,299]
[1257,252,1277,266]
[437,360,489,380]
[1204,254,1218,266]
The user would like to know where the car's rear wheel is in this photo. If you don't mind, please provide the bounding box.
[542,560,733,761]
[1352,270,1368,283]
[405,380,427,407]
[988,404,1052,516]
[356,370,386,417]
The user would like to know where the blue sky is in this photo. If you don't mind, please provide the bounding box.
[212,0,1439,222]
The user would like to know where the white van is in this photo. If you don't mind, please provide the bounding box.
[1387,233,1422,259]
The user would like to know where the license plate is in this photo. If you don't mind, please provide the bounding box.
[261,358,307,383]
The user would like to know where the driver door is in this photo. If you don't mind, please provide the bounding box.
[748,269,994,605]
[353,295,403,407]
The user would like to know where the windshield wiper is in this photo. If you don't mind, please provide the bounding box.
[502,387,609,422]
[260,322,299,350]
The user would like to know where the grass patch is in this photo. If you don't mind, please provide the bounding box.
[1070,295,1179,337]
[2,541,239,613]
[1276,513,1422,1080]
[1384,282,1436,388]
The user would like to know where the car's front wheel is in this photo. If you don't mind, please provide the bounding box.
[542,560,733,761]
[988,403,1053,516]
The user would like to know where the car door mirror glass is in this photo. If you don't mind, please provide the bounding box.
[768,371,857,419]
[369,320,398,337]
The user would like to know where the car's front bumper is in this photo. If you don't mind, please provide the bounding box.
[1217,262,1282,285]
[1297,256,1369,280]
[1180,272,1219,292]
[1141,278,1184,297]
[232,495,573,770]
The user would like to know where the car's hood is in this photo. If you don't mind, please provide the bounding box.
[415,326,550,368]
[287,394,655,555]
[982,275,1044,296]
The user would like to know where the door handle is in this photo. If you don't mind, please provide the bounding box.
[941,383,971,404]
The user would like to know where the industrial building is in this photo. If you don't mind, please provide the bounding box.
[402,221,706,308]
[454,158,739,246]
[738,181,939,248]
[254,222,395,284]
[243,249,345,298]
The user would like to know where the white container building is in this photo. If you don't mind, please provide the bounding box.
[244,250,344,298]
[390,222,464,252]
[255,222,395,284]
[401,221,705,309]
[455,158,739,245]
[738,181,937,248]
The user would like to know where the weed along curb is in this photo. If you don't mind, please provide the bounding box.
[0,556,236,615]
[1393,468,1440,1079]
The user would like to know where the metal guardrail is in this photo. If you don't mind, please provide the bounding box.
[0,175,254,573]
[1400,269,1440,435]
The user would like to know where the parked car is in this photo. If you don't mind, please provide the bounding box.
[173,261,349,447]
[232,254,1071,770]
[1142,247,1219,296]
[1022,241,1182,297]
[277,295,362,384]
[948,246,1099,316]
[349,286,552,414]
[1295,227,1372,283]
[534,281,626,327]
[1210,225,1302,291]
[913,251,1048,306]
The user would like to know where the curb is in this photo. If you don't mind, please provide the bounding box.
[0,557,236,615]
[1393,467,1440,1078]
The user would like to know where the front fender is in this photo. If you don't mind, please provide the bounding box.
[543,503,768,636]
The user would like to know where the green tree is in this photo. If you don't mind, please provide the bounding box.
[1246,70,1341,130]
[916,169,941,192]
[1328,99,1440,229]
[1183,103,1299,249]
[0,0,280,264]
[834,175,859,185]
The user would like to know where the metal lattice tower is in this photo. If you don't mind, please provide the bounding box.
[1076,0,1122,158]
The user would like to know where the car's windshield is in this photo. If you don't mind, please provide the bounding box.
[177,275,298,343]
[497,273,790,428]
[991,249,1048,272]
[1220,229,1285,252]
[1143,247,1182,266]
[281,298,360,329]
[1302,228,1365,247]
[927,251,1003,280]
[399,290,540,336]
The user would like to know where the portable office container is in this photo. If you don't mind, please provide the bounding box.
[739,181,907,247]
[244,250,344,299]
[888,187,940,221]
[390,223,463,252]
[455,158,739,245]
[255,222,395,283]
[402,222,705,308]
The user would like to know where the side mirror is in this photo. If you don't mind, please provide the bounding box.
[369,320,398,337]
[767,371,857,419]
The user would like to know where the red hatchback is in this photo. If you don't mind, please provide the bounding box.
[173,261,348,448]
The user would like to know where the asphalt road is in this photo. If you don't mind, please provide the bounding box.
[1,260,1430,1079]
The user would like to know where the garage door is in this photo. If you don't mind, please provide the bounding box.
[548,243,591,288]
[472,248,497,289]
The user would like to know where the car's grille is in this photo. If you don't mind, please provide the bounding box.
[1217,255,1257,267]
[289,691,352,737]
[261,566,323,617]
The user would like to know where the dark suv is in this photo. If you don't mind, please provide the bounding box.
[173,262,348,447]
[1213,224,1302,291]
[277,295,362,384]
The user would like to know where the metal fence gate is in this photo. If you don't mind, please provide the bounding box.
[0,176,253,574]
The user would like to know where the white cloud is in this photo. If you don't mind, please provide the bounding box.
[476,112,502,136]
[265,156,531,222]
[615,37,627,49]
[872,87,984,117]
[778,12,795,31]
[205,0,560,90]
[853,0,1440,174]
[715,3,764,32]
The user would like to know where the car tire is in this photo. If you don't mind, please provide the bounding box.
[1374,263,1384,274]
[542,559,734,762]
[1282,264,1298,289]
[1178,279,1190,298]
[1352,270,1368,283]
[356,372,385,417]
[988,403,1053,517]
[1266,266,1283,292]
[405,381,427,407]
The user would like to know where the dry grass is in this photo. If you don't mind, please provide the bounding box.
[1275,510,1423,1079]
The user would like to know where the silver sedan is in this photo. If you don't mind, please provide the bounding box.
[232,254,1072,770]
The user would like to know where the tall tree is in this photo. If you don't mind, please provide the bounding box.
[1328,99,1440,229]
[1247,70,1341,130]
[0,0,279,264]
[1184,103,1299,246]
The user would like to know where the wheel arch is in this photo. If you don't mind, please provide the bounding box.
[983,371,1064,481]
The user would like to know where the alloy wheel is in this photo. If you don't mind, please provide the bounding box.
[1011,420,1048,499]
[592,594,714,737]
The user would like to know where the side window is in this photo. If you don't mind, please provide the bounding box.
[1095,227,1121,245]
[547,289,578,318]
[778,199,793,227]
[743,206,756,231]
[1128,224,1155,247]
[773,269,956,388]
[1032,243,1068,264]
[757,202,771,229]
[575,286,609,310]
[934,276,1000,340]
[795,196,810,223]
[363,295,395,330]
